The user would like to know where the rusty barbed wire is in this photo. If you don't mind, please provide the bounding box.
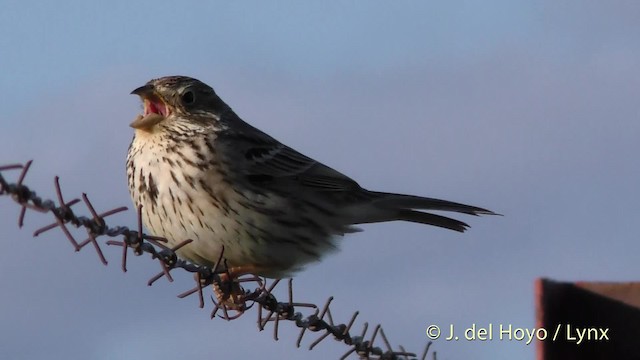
[0,160,438,360]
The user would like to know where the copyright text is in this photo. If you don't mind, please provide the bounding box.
[425,323,609,345]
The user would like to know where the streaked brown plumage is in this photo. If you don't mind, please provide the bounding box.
[126,76,496,278]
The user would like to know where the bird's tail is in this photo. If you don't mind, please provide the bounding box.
[350,191,498,232]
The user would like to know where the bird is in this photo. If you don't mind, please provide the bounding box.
[127,75,496,279]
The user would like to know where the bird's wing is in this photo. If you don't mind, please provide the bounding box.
[250,143,361,191]
[218,120,361,193]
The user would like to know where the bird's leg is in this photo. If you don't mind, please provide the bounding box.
[213,278,245,312]
[221,264,265,280]
[214,264,267,313]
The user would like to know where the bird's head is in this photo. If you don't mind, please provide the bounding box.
[130,76,228,131]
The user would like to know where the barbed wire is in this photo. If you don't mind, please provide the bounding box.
[0,160,438,360]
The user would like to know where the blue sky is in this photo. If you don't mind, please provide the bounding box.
[1,1,639,359]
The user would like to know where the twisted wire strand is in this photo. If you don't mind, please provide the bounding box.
[0,161,437,360]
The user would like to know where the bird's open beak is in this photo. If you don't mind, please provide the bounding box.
[130,84,171,130]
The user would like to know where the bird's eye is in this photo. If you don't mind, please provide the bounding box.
[181,90,195,105]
